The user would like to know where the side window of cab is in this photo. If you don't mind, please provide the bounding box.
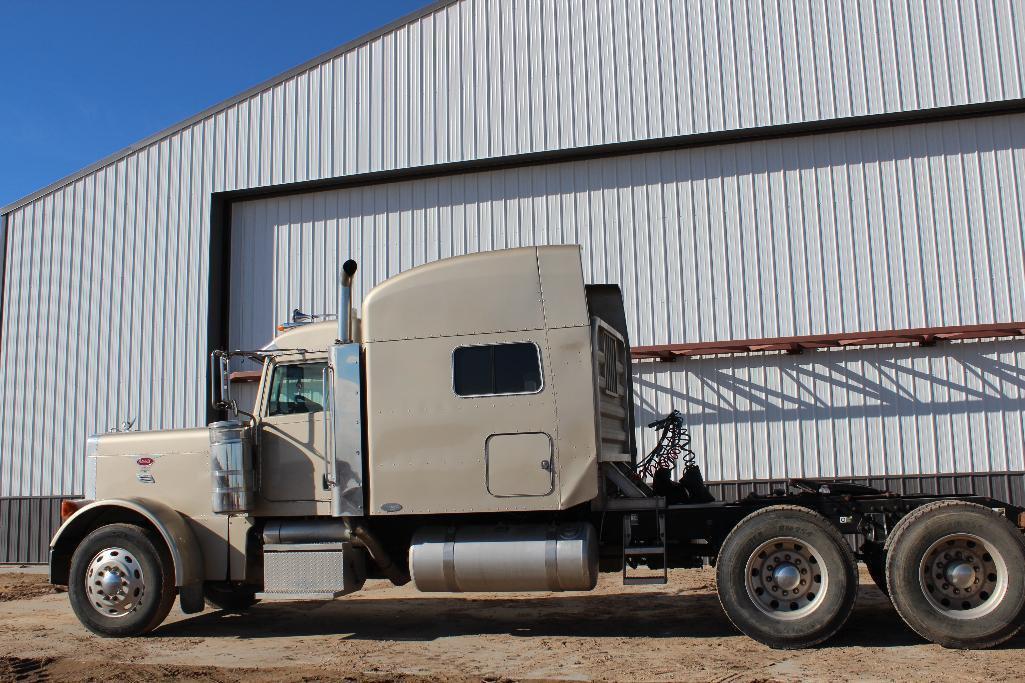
[452,342,543,397]
[266,362,328,416]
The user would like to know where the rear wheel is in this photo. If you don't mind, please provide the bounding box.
[68,523,176,637]
[716,505,858,649]
[885,500,1025,649]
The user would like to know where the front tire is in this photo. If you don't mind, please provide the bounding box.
[885,500,1025,649]
[716,505,858,649]
[68,523,176,637]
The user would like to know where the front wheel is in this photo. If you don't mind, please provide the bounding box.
[716,505,858,649]
[885,500,1025,649]
[67,523,177,637]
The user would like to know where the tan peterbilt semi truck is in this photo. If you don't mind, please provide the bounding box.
[50,246,1025,649]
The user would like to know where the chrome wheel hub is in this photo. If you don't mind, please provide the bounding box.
[773,563,802,591]
[945,561,976,590]
[745,537,828,620]
[85,547,145,618]
[920,533,1006,619]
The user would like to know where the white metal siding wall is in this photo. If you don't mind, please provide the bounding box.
[229,112,1025,486]
[4,0,1025,499]
[8,0,1025,210]
[635,341,1025,484]
[230,112,1025,348]
[0,144,213,497]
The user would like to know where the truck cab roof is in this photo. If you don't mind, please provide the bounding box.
[362,245,587,342]
[263,245,588,351]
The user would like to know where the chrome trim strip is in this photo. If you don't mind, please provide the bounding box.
[329,343,364,516]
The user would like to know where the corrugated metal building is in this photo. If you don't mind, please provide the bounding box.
[2,0,1025,562]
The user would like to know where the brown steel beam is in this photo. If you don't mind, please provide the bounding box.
[632,322,1025,361]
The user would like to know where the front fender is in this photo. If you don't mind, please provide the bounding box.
[49,498,204,590]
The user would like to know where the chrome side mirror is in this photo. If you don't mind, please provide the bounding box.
[209,351,238,415]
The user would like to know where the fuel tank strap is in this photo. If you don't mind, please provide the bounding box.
[441,526,458,591]
[545,526,562,590]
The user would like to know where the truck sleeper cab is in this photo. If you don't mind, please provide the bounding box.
[50,245,1025,651]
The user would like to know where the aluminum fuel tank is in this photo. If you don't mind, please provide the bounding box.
[409,523,598,592]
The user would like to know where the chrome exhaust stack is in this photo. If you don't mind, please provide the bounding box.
[338,259,358,343]
[327,258,366,518]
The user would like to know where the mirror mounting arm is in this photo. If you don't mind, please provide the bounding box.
[210,350,257,425]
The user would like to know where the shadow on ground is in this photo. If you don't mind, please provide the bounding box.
[155,583,1025,649]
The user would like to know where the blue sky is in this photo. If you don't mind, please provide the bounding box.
[0,0,433,208]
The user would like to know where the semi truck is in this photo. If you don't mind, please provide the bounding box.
[49,245,1025,649]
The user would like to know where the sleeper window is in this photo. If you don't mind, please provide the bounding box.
[453,343,542,396]
[267,362,327,416]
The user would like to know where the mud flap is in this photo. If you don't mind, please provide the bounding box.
[179,583,205,614]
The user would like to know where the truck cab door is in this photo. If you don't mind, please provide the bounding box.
[258,361,331,502]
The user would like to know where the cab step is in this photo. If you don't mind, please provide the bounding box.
[621,501,668,586]
[623,545,666,556]
[623,576,669,586]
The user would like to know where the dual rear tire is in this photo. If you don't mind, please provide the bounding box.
[716,505,858,649]
[717,501,1025,649]
[884,500,1025,649]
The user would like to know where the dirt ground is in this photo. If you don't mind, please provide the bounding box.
[0,567,1022,682]
[0,572,62,603]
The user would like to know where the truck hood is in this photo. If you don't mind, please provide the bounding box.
[94,427,212,457]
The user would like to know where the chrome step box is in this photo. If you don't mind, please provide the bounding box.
[256,542,367,600]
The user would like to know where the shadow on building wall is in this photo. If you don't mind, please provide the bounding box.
[630,339,1025,482]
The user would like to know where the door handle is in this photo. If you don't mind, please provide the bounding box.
[541,459,552,471]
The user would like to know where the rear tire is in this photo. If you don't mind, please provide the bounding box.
[885,500,1025,649]
[716,505,858,649]
[68,523,177,637]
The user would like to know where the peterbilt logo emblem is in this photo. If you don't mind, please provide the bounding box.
[135,456,156,483]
